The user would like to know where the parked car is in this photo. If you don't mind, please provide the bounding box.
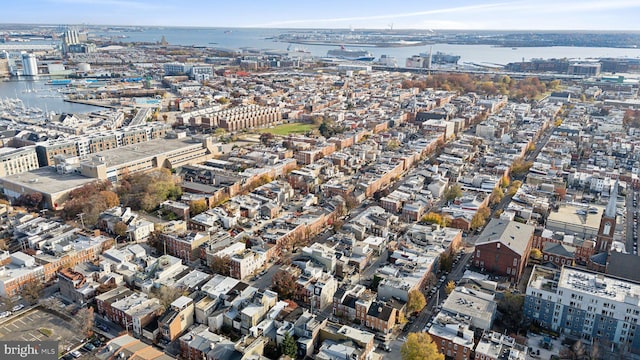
[71,350,82,358]
[83,343,95,351]
[12,304,24,312]
[0,311,11,318]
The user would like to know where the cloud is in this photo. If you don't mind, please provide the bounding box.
[256,2,510,27]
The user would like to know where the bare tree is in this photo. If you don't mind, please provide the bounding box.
[75,307,95,338]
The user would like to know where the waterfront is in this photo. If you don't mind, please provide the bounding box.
[0,80,102,114]
[96,27,640,65]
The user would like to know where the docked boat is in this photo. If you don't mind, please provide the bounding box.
[327,46,375,61]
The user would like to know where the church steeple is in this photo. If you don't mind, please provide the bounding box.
[596,179,618,253]
[605,179,618,218]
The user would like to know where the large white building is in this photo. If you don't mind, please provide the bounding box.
[21,53,37,76]
[0,146,39,177]
[525,265,640,354]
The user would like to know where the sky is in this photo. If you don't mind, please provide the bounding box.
[2,0,640,30]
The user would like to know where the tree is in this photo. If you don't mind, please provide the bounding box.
[445,280,456,295]
[76,307,94,338]
[444,184,462,202]
[386,138,401,151]
[99,191,120,208]
[189,199,208,216]
[421,212,449,227]
[507,180,523,197]
[20,281,43,305]
[0,296,15,312]
[210,255,231,276]
[471,212,487,231]
[113,221,128,240]
[271,270,298,300]
[530,248,543,262]
[510,159,533,177]
[16,192,43,209]
[401,332,444,360]
[259,132,274,146]
[489,187,504,206]
[498,291,525,332]
[152,286,182,311]
[407,290,426,314]
[281,332,297,358]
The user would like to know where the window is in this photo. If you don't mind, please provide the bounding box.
[513,258,518,266]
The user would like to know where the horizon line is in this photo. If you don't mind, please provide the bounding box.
[1,22,640,33]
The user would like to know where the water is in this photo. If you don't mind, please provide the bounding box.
[100,27,640,65]
[0,80,102,114]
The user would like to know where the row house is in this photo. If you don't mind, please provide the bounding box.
[159,231,210,262]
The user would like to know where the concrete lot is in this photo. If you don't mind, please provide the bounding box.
[0,308,84,354]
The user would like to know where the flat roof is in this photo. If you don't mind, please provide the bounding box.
[547,204,604,231]
[1,167,96,196]
[84,137,203,169]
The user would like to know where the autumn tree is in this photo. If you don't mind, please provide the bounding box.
[421,212,449,227]
[271,270,298,300]
[510,159,533,177]
[407,290,426,314]
[471,211,488,231]
[152,286,182,311]
[507,180,523,197]
[445,280,456,295]
[189,199,208,216]
[15,192,43,209]
[210,255,231,276]
[113,221,128,240]
[489,187,504,206]
[530,248,543,262]
[20,281,43,305]
[76,307,95,338]
[444,184,462,202]
[401,332,444,360]
[0,296,15,312]
[99,190,120,208]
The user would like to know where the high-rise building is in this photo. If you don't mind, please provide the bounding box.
[525,265,640,354]
[21,53,37,76]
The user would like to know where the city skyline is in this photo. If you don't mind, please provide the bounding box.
[1,0,640,31]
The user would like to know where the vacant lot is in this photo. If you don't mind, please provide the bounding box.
[0,308,84,355]
[258,122,317,135]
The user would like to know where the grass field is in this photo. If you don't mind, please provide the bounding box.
[258,122,317,135]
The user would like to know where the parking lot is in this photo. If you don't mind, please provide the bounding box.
[0,308,84,355]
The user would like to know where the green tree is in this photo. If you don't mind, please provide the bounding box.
[190,199,208,216]
[401,332,444,360]
[407,290,426,314]
[281,332,297,358]
[498,291,525,332]
[445,280,456,295]
[444,184,462,202]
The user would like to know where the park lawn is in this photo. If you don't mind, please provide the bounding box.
[258,122,317,135]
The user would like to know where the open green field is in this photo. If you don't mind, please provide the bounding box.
[258,122,317,135]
